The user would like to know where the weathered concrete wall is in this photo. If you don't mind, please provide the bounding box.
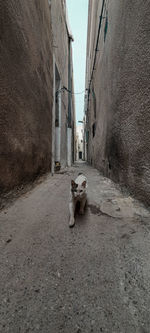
[0,0,53,192]
[85,0,150,205]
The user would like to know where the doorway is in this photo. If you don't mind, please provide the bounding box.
[79,151,82,160]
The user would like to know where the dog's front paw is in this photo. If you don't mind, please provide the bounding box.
[69,218,75,228]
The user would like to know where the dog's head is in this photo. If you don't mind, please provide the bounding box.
[71,180,86,198]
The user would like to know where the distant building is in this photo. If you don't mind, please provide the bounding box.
[84,0,150,205]
[76,124,84,161]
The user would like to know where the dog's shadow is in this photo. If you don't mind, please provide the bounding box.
[74,200,88,226]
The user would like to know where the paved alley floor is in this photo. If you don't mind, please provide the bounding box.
[0,163,150,333]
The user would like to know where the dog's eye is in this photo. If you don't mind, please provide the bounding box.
[74,189,77,192]
[80,190,83,193]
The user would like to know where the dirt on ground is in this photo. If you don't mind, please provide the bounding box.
[0,163,150,333]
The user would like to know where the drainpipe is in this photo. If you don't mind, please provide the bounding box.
[67,36,73,167]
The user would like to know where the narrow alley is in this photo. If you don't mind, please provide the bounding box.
[0,0,150,332]
[0,163,150,333]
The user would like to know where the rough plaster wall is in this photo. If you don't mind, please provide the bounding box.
[51,0,69,168]
[88,0,150,205]
[0,0,53,192]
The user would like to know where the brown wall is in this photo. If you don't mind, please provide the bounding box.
[0,0,53,192]
[85,0,150,205]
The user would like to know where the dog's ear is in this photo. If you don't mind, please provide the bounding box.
[82,181,86,188]
[71,180,78,188]
[71,180,75,187]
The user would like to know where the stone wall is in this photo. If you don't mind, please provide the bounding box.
[0,0,53,192]
[85,0,150,205]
